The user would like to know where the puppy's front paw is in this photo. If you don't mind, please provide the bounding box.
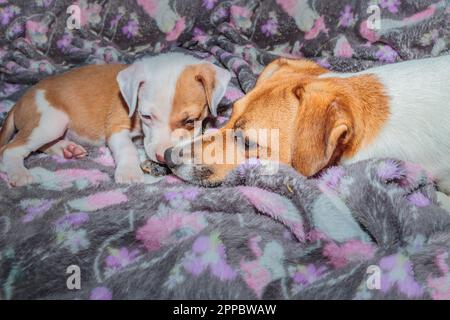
[114,166,145,184]
[9,170,34,187]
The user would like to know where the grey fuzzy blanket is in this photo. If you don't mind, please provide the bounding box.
[1,0,450,300]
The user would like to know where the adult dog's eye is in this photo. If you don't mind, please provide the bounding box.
[243,137,258,150]
[183,118,198,129]
[234,130,258,150]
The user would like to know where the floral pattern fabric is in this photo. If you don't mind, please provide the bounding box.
[0,0,449,299]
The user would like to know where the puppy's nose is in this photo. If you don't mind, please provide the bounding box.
[156,153,166,164]
[164,148,176,168]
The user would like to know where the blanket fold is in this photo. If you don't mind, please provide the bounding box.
[0,0,449,300]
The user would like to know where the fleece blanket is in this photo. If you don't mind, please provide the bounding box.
[1,0,449,300]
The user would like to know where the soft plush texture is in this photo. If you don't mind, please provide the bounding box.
[0,0,449,300]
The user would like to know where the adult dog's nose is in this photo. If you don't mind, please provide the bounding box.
[164,147,176,168]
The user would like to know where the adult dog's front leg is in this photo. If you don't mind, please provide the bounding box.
[108,130,144,184]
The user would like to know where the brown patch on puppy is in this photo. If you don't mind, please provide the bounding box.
[0,89,40,156]
[40,64,138,142]
[170,64,216,131]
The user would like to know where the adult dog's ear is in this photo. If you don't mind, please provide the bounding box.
[256,58,328,87]
[195,64,231,117]
[292,91,354,177]
[117,64,146,117]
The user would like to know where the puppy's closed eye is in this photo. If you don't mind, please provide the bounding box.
[140,113,153,122]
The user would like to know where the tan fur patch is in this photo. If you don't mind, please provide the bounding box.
[0,89,40,155]
[38,64,138,141]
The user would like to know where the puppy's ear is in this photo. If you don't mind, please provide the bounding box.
[257,58,327,86]
[196,64,231,117]
[292,92,353,177]
[117,64,145,117]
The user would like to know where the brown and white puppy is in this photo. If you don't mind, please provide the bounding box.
[0,52,231,186]
[165,55,450,196]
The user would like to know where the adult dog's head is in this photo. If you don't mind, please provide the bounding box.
[165,58,381,186]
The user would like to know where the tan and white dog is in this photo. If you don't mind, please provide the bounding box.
[165,55,450,197]
[0,52,231,186]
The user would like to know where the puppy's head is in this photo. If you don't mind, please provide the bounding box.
[165,58,358,186]
[117,53,231,163]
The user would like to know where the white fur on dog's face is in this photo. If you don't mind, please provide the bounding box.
[138,81,174,162]
[117,52,231,163]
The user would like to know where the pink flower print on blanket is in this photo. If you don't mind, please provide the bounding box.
[304,16,329,40]
[427,252,450,300]
[338,5,356,28]
[290,263,327,293]
[202,0,218,10]
[166,17,186,41]
[230,5,253,31]
[136,212,208,252]
[92,147,115,167]
[276,0,319,33]
[376,45,398,63]
[105,247,141,275]
[379,253,424,298]
[323,240,376,268]
[20,198,54,223]
[334,36,354,58]
[318,166,345,194]
[75,0,102,27]
[30,167,110,190]
[137,0,158,16]
[26,20,49,46]
[240,238,286,298]
[54,212,90,254]
[164,187,200,202]
[55,212,89,231]
[238,186,305,242]
[68,190,128,212]
[182,232,237,281]
[261,12,280,37]
[36,0,54,8]
[0,5,20,26]
[89,287,112,300]
[379,0,401,14]
[137,0,184,39]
